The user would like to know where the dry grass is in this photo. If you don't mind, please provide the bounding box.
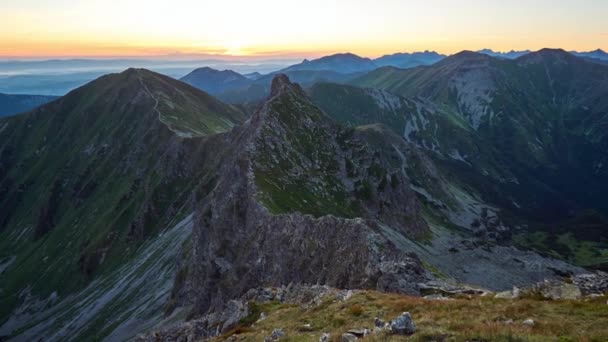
[211,290,608,342]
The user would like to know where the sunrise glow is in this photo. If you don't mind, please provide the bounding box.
[1,0,607,58]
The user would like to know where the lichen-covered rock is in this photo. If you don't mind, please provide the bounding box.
[522,318,535,326]
[571,272,608,296]
[390,312,416,335]
[536,281,582,300]
[341,333,358,342]
[495,286,521,299]
[347,328,371,337]
[134,299,249,341]
[271,328,285,340]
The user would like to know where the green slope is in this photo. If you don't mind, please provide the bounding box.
[0,68,246,326]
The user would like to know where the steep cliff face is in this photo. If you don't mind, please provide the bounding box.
[186,75,430,314]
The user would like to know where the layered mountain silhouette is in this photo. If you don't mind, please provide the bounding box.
[375,50,445,68]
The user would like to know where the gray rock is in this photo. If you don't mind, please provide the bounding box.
[494,286,520,299]
[537,281,582,300]
[390,312,416,335]
[319,333,331,342]
[522,318,535,326]
[374,317,385,328]
[347,328,371,337]
[271,328,285,340]
[424,294,452,300]
[572,272,608,295]
[341,333,358,342]
[218,300,249,333]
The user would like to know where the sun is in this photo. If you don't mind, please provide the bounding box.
[225,41,246,56]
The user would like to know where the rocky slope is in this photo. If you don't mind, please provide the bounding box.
[350,49,608,268]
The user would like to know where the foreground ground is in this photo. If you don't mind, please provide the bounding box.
[215,290,608,342]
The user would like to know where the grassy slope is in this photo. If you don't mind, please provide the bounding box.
[0,69,244,325]
[217,290,608,342]
[253,83,356,217]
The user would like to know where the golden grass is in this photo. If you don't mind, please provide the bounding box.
[211,290,608,342]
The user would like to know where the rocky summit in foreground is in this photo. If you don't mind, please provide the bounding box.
[1,58,608,341]
[139,282,608,342]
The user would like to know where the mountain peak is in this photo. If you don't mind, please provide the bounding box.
[52,67,246,137]
[437,50,492,66]
[270,74,303,97]
[325,52,362,59]
[451,50,489,59]
[180,67,251,96]
[516,48,578,64]
[281,52,377,73]
[119,67,155,79]
[536,48,569,55]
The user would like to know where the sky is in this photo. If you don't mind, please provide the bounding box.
[0,0,607,59]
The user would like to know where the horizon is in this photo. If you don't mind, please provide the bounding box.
[0,47,605,63]
[1,0,607,59]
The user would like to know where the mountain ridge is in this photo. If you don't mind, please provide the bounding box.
[0,68,247,338]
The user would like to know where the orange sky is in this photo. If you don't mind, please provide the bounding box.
[1,0,606,59]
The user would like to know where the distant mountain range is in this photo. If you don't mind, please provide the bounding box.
[374,50,446,68]
[0,92,57,117]
[477,48,608,61]
[180,51,449,103]
[477,49,532,59]
[571,49,608,61]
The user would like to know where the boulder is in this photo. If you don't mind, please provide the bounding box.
[494,286,521,299]
[522,318,535,326]
[347,328,371,337]
[341,333,358,342]
[271,328,285,340]
[390,312,416,335]
[319,333,331,342]
[538,282,582,300]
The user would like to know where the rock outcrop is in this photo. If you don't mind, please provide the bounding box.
[390,312,417,335]
[182,75,430,315]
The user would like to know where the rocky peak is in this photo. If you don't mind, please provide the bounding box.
[269,73,304,97]
[446,50,492,62]
[516,48,578,65]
